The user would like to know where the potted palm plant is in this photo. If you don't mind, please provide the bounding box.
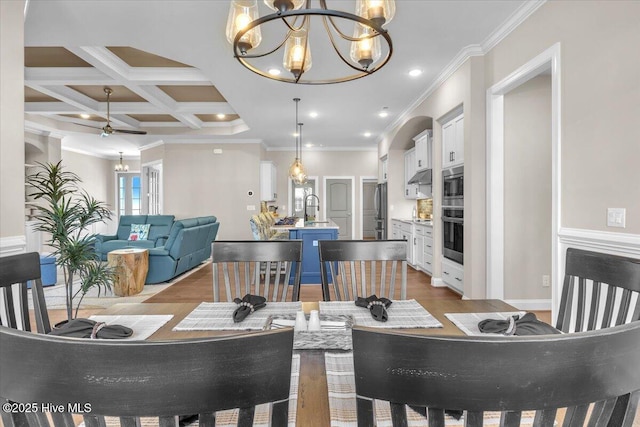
[27,161,114,321]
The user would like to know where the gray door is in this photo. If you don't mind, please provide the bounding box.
[362,181,376,239]
[327,179,352,240]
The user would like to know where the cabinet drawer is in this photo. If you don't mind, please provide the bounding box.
[399,222,412,234]
[423,253,433,273]
[424,237,434,255]
[442,259,463,293]
[423,226,433,238]
[414,225,425,236]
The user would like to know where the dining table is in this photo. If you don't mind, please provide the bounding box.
[99,298,518,426]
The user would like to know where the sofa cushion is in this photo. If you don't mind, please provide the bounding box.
[116,215,148,239]
[101,239,155,254]
[129,224,150,241]
[146,215,175,242]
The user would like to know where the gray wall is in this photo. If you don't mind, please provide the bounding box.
[503,75,552,300]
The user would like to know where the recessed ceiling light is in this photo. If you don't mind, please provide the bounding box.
[216,113,226,119]
[268,68,281,76]
[378,107,389,118]
[364,132,372,138]
[305,143,313,148]
[309,111,318,118]
[80,113,90,119]
[409,68,423,77]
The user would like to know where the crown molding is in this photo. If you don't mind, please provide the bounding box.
[62,146,112,159]
[379,0,547,145]
[266,146,377,152]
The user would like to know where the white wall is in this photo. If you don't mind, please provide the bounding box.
[0,0,26,255]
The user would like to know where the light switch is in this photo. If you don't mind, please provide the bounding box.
[247,205,256,211]
[607,208,626,228]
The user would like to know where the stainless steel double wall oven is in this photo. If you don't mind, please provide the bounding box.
[442,165,463,264]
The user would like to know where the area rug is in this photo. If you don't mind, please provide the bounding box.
[29,261,210,311]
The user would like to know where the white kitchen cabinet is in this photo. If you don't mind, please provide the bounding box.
[404,149,428,199]
[442,258,464,294]
[413,129,432,171]
[414,224,425,270]
[442,113,464,169]
[260,161,277,201]
[380,156,388,182]
[398,221,414,265]
[414,223,433,275]
[404,149,416,199]
[391,219,402,240]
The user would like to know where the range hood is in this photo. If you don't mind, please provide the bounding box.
[408,169,432,185]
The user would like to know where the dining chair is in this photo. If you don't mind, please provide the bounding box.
[318,240,407,301]
[0,252,51,334]
[0,326,294,427]
[212,240,303,302]
[352,322,640,427]
[556,248,640,333]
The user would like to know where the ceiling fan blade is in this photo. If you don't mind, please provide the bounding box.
[113,128,147,135]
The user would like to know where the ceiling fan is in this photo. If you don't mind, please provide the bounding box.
[78,87,147,137]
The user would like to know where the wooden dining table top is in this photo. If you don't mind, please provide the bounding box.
[100,298,516,426]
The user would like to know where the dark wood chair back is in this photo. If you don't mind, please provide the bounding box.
[352,322,640,427]
[0,252,51,334]
[0,326,294,427]
[557,248,640,333]
[212,240,303,302]
[318,240,407,301]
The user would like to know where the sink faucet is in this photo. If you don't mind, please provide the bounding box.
[304,194,320,222]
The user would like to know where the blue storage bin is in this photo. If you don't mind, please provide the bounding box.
[39,254,57,287]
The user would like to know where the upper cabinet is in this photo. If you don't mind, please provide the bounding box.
[380,155,388,182]
[260,161,277,201]
[442,112,464,169]
[404,148,416,199]
[413,129,432,171]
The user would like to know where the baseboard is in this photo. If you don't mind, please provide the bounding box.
[0,235,26,257]
[430,277,447,287]
[504,299,552,311]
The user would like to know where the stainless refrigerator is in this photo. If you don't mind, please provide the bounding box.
[374,182,388,240]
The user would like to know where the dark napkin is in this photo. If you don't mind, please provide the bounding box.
[355,294,392,322]
[49,318,133,339]
[478,312,561,336]
[233,294,267,323]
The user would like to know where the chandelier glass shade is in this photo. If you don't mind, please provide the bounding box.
[114,152,129,172]
[227,0,394,84]
[288,98,307,184]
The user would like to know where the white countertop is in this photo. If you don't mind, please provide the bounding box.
[392,218,433,226]
[272,219,340,230]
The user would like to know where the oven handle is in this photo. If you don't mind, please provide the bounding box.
[442,217,463,224]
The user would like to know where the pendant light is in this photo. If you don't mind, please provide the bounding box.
[288,98,306,182]
[114,152,129,172]
[295,122,307,184]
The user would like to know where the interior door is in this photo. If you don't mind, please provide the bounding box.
[327,178,352,240]
[362,181,376,239]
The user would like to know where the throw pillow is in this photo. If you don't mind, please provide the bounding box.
[128,224,150,241]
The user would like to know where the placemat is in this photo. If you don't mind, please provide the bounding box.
[444,312,525,336]
[324,353,536,427]
[319,299,442,329]
[88,315,174,340]
[173,301,302,331]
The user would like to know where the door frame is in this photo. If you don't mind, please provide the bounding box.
[360,176,377,240]
[323,176,355,240]
[486,43,561,317]
[141,159,163,215]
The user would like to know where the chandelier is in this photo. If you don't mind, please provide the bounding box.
[226,0,395,84]
[288,98,307,183]
[114,152,129,172]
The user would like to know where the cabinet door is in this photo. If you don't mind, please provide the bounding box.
[414,234,424,269]
[260,162,277,201]
[404,149,417,199]
[443,114,464,168]
[381,157,388,182]
[414,135,430,171]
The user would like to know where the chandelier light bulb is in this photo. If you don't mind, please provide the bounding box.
[350,24,382,69]
[283,29,312,78]
[356,0,395,27]
[226,0,262,54]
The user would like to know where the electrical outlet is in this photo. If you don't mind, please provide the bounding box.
[247,205,256,211]
[607,208,626,228]
[542,275,550,287]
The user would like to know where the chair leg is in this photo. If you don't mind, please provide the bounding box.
[356,396,374,427]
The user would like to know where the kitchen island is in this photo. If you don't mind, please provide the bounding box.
[272,219,339,284]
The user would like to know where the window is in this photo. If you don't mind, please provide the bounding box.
[291,179,316,218]
[117,173,142,216]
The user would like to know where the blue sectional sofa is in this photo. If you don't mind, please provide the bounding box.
[95,215,175,261]
[146,216,219,284]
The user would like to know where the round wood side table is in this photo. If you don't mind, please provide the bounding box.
[107,248,149,296]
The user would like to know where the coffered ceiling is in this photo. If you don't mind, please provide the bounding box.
[23,0,530,158]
